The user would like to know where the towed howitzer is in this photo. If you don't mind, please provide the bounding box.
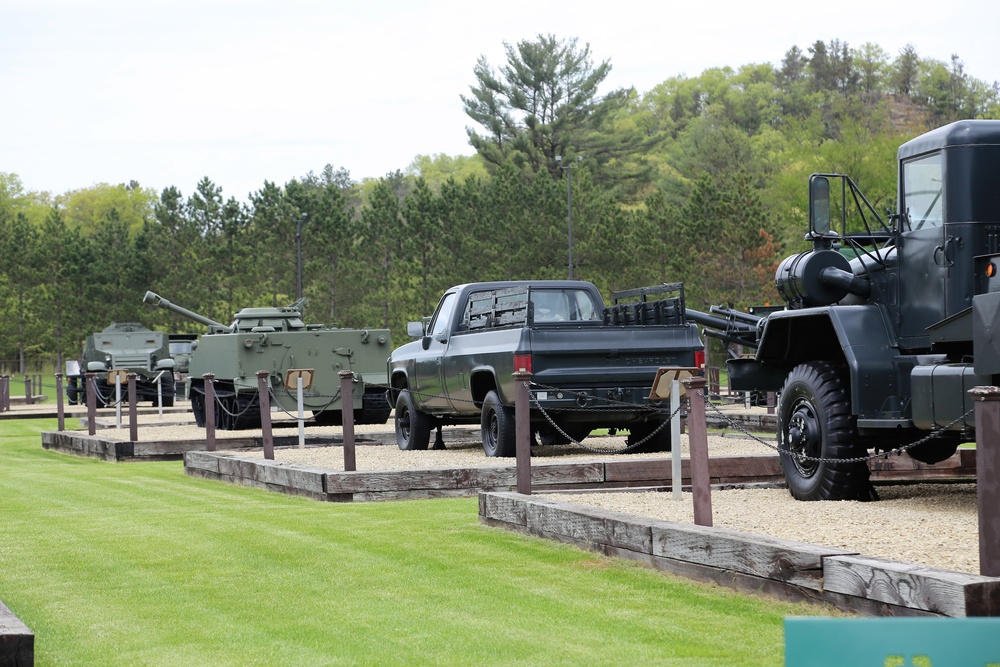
[143,290,392,430]
[685,305,764,356]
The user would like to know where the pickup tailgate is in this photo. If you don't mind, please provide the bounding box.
[526,324,702,393]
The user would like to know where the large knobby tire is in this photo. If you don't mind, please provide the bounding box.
[481,390,516,457]
[778,362,871,501]
[395,389,431,451]
[537,425,591,447]
[159,374,176,408]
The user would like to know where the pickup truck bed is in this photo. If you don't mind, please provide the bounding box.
[387,280,703,456]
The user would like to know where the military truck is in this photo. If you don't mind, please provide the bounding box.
[143,291,392,429]
[387,280,703,456]
[66,322,176,407]
[697,119,1000,501]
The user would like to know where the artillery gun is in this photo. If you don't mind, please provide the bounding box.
[66,322,176,407]
[694,119,1000,501]
[143,291,392,429]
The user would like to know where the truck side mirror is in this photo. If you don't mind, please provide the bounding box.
[809,176,831,235]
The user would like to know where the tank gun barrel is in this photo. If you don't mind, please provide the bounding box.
[143,291,229,331]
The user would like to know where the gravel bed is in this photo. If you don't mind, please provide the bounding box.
[76,409,983,575]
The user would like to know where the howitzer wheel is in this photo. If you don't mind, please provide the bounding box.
[777,362,873,501]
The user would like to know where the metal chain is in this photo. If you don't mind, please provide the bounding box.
[699,391,974,464]
[532,395,682,454]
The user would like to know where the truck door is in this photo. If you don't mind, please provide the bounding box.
[897,150,947,349]
[412,291,459,413]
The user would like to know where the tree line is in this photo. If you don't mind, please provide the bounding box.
[2,36,997,373]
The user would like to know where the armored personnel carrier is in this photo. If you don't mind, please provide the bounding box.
[66,322,176,407]
[143,291,392,429]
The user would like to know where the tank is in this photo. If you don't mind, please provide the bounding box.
[143,291,392,429]
[66,322,177,407]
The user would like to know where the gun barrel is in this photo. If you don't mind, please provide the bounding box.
[686,308,760,349]
[143,291,228,330]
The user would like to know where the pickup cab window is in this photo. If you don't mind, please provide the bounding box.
[429,292,458,338]
[531,289,601,323]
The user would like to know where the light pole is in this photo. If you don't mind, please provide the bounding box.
[296,213,305,300]
[555,156,581,279]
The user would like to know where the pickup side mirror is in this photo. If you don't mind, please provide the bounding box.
[406,321,425,338]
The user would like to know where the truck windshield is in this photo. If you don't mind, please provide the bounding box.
[530,289,601,322]
[903,152,943,230]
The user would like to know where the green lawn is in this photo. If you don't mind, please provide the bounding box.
[1,417,828,666]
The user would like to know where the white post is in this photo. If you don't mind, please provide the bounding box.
[297,375,305,448]
[156,371,164,416]
[114,374,123,429]
[671,378,682,500]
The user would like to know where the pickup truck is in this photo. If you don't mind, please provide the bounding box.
[386,280,704,456]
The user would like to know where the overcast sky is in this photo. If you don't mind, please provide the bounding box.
[3,0,998,201]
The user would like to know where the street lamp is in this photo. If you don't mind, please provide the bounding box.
[296,213,306,300]
[555,156,582,279]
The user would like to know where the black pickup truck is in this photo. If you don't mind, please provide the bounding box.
[386,280,704,456]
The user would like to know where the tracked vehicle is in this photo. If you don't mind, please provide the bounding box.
[697,120,1000,500]
[143,291,392,429]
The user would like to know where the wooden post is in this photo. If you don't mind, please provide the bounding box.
[24,375,32,405]
[514,370,532,495]
[127,373,138,442]
[204,373,216,452]
[56,373,65,431]
[340,371,356,472]
[86,372,97,436]
[971,386,1000,577]
[256,370,274,460]
[0,376,6,412]
[683,376,713,527]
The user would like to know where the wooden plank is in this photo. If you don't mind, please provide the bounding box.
[0,599,34,667]
[523,497,653,553]
[326,467,519,493]
[824,555,1000,617]
[479,492,527,527]
[257,461,327,495]
[652,520,855,591]
[184,451,221,475]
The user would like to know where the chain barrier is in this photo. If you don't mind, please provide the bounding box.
[266,384,342,421]
[699,390,974,465]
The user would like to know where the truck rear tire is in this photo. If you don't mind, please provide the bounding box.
[626,421,671,453]
[395,390,431,451]
[481,390,516,457]
[778,362,872,501]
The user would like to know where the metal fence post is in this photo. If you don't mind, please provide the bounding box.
[56,372,65,431]
[340,370,356,472]
[514,370,532,495]
[971,386,1000,577]
[256,370,274,460]
[86,373,97,436]
[683,376,712,527]
[204,373,216,452]
[127,373,138,442]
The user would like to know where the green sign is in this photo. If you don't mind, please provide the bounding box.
[785,617,1000,667]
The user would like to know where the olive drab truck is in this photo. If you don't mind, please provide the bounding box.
[695,119,1000,500]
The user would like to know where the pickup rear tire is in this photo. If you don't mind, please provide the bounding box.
[778,362,872,501]
[481,390,516,457]
[626,421,671,453]
[395,390,431,451]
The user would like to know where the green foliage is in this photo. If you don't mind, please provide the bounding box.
[3,37,999,367]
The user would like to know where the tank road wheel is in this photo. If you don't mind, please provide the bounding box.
[191,391,207,428]
[394,390,431,451]
[778,362,872,501]
[481,390,516,457]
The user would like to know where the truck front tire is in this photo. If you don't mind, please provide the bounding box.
[778,362,872,501]
[395,390,431,451]
[481,390,516,457]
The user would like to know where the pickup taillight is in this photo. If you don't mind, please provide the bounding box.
[513,353,532,373]
[694,349,705,369]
